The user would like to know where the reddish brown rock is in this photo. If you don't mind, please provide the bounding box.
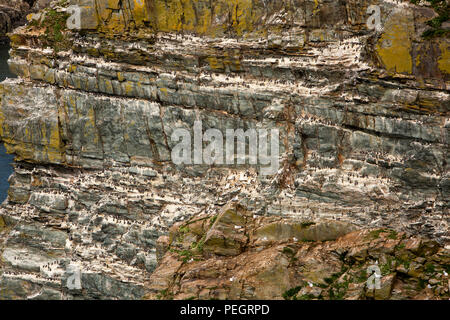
[145,205,450,300]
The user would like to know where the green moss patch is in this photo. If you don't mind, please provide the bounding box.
[282,286,302,300]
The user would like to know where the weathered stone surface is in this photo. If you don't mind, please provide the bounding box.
[254,220,358,242]
[145,206,450,300]
[203,204,249,256]
[0,0,448,300]
[0,0,32,42]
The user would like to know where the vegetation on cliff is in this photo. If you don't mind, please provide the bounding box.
[145,204,450,300]
[411,0,449,38]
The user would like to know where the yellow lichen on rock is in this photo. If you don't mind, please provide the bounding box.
[130,0,149,27]
[93,0,260,37]
[376,11,414,74]
[438,43,450,75]
[41,121,64,163]
[230,0,253,36]
[0,82,66,165]
[0,216,5,232]
[107,0,121,10]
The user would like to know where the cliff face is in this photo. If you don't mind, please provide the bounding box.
[0,0,31,43]
[0,1,51,43]
[0,0,448,299]
[146,203,449,300]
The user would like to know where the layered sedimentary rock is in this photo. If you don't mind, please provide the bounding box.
[0,0,449,299]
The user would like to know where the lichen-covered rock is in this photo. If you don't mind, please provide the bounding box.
[0,0,448,300]
[32,0,52,12]
[203,204,249,256]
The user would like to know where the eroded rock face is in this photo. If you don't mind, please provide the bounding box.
[0,0,50,43]
[0,0,31,42]
[31,0,52,12]
[146,203,449,300]
[0,0,448,299]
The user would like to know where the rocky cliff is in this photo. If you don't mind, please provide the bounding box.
[0,0,52,43]
[145,203,449,300]
[0,0,448,300]
[0,0,30,43]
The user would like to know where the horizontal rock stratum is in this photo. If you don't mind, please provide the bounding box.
[0,0,449,299]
